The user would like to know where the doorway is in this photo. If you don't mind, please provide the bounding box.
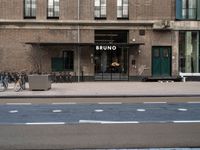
[94,30,129,80]
[152,46,172,77]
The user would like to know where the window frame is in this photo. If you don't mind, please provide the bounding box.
[47,0,60,19]
[182,0,197,20]
[117,0,129,20]
[176,0,199,20]
[24,0,36,19]
[94,0,107,19]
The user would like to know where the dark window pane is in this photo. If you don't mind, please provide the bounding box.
[163,49,169,58]
[154,49,160,57]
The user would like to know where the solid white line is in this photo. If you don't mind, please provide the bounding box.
[52,110,62,113]
[144,102,167,104]
[98,102,122,105]
[173,120,200,123]
[6,103,32,105]
[187,102,200,104]
[9,110,18,113]
[79,120,139,124]
[25,122,65,125]
[52,102,76,105]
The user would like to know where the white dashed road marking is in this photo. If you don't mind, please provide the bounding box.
[94,109,104,112]
[178,108,188,111]
[9,110,18,113]
[98,102,122,105]
[52,102,76,105]
[25,122,65,125]
[6,103,32,105]
[52,110,62,113]
[173,120,200,123]
[137,109,146,112]
[79,120,139,124]
[144,102,167,104]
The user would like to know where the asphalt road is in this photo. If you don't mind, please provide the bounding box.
[1,102,200,124]
[0,97,200,149]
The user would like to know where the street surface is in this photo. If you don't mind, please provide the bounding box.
[0,97,200,149]
[1,102,200,124]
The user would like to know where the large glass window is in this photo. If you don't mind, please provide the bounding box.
[24,0,36,18]
[47,0,59,19]
[179,31,199,73]
[117,0,129,19]
[94,0,106,19]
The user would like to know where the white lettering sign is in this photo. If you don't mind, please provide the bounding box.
[96,45,117,51]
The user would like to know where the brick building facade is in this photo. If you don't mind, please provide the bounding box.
[0,0,200,81]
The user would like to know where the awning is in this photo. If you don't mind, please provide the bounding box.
[25,42,144,47]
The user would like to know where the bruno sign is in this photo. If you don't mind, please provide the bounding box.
[96,45,117,51]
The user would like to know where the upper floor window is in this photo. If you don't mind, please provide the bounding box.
[176,0,200,20]
[24,0,36,19]
[117,0,129,19]
[47,0,59,19]
[182,0,197,19]
[94,0,106,19]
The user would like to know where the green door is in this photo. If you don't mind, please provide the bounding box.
[152,47,171,77]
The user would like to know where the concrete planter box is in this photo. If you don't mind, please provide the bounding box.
[28,75,51,91]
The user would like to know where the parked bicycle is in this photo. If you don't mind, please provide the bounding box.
[51,71,74,83]
[14,72,26,92]
[0,72,9,92]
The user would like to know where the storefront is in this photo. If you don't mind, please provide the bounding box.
[93,30,144,81]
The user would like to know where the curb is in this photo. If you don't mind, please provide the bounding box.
[1,94,200,99]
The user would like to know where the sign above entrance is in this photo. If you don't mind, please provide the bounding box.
[96,45,117,51]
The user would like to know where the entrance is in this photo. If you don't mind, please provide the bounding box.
[94,30,129,80]
[152,46,172,77]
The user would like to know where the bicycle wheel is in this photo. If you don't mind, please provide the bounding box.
[0,82,6,92]
[14,82,21,92]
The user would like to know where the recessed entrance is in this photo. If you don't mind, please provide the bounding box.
[94,30,129,81]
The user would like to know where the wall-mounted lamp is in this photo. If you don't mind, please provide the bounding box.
[132,38,136,42]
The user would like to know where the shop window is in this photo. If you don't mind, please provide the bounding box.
[24,0,36,19]
[179,31,199,73]
[94,0,107,19]
[176,0,200,20]
[117,0,129,19]
[47,0,59,19]
[63,51,74,70]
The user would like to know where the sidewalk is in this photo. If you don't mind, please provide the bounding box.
[1,82,200,98]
